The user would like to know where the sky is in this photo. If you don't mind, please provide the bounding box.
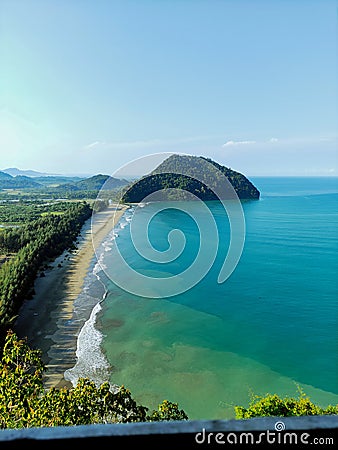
[0,0,337,177]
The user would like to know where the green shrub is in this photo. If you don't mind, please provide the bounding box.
[0,331,188,428]
[235,390,338,419]
[147,399,189,421]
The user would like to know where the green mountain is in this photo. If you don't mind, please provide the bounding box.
[2,168,53,177]
[122,154,260,202]
[0,172,42,189]
[0,169,129,199]
[0,171,13,180]
[54,174,128,192]
[33,176,84,186]
[75,174,127,190]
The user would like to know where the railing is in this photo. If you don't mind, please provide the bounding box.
[0,415,337,448]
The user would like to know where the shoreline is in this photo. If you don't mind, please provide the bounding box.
[13,203,128,389]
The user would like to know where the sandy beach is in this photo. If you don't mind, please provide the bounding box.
[14,203,128,389]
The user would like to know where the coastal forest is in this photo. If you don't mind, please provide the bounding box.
[0,201,92,338]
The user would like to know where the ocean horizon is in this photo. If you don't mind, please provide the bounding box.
[64,176,338,420]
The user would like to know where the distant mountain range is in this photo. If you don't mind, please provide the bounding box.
[0,171,42,188]
[2,168,93,178]
[0,169,128,191]
[2,168,58,177]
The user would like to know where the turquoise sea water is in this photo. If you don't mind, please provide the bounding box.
[65,177,338,419]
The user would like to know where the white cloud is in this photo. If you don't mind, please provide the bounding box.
[222,137,279,148]
[83,135,217,152]
[83,140,106,150]
[222,140,256,147]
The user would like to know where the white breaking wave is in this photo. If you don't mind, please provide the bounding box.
[64,301,110,387]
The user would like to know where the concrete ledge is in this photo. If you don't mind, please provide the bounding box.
[0,415,337,448]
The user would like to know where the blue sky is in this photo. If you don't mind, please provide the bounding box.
[0,0,337,176]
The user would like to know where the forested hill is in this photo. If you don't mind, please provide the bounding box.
[53,174,130,191]
[0,172,41,189]
[122,154,260,202]
[0,171,129,201]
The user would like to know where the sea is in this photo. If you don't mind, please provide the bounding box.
[64,176,338,420]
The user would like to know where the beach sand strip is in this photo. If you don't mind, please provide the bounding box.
[13,204,128,389]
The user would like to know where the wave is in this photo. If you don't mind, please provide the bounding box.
[64,301,110,387]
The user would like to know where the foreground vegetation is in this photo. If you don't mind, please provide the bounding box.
[0,331,188,428]
[235,391,338,419]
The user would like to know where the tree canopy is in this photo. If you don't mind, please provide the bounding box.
[122,154,260,202]
[0,202,92,339]
[0,331,188,428]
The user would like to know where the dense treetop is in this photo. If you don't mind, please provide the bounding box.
[122,154,260,202]
[0,202,92,338]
